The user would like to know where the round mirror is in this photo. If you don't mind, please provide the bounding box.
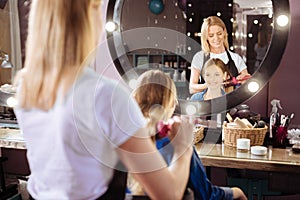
[106,0,290,115]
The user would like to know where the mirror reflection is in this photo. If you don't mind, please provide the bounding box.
[117,0,273,100]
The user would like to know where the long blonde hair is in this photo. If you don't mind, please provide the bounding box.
[133,70,177,128]
[15,0,101,110]
[129,70,177,195]
[200,16,229,53]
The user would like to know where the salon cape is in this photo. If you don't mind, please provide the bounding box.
[156,137,233,200]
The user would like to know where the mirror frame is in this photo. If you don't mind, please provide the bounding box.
[106,0,290,116]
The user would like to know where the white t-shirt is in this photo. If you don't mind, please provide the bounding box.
[191,50,247,77]
[14,67,146,200]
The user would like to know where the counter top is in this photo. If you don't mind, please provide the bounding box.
[195,143,300,173]
[0,128,25,149]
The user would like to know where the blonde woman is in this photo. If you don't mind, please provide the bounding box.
[13,0,193,199]
[189,16,250,94]
[130,70,247,200]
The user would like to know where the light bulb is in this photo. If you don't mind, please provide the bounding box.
[276,15,289,27]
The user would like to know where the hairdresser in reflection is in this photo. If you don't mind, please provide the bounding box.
[189,16,250,95]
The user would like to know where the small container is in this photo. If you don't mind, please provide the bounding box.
[236,138,250,151]
[273,126,288,148]
[289,136,300,153]
[251,146,267,156]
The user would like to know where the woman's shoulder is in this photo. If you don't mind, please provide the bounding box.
[228,50,243,60]
[193,50,205,58]
[75,67,129,99]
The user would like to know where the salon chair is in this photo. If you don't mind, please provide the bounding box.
[0,157,20,200]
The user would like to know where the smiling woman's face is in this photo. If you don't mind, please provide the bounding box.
[207,25,226,51]
[203,64,225,89]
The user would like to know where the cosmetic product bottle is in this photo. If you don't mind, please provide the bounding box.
[173,70,179,82]
[181,70,186,82]
[269,99,282,146]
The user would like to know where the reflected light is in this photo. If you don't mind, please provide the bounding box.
[6,97,17,107]
[105,21,117,32]
[186,104,197,115]
[247,81,260,93]
[276,15,289,27]
[128,79,138,90]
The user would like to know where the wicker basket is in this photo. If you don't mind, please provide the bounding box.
[223,124,268,147]
[193,125,204,144]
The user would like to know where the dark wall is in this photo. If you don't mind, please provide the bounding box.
[246,0,300,124]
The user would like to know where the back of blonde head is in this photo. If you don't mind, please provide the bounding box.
[201,16,229,53]
[133,70,177,123]
[16,0,101,110]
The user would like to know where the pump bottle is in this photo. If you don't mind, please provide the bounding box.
[269,99,282,139]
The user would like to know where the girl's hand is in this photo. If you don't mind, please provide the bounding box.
[232,187,247,200]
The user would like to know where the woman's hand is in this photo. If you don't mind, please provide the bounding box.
[167,116,194,152]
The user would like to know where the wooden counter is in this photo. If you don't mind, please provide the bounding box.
[0,128,25,149]
[195,143,300,174]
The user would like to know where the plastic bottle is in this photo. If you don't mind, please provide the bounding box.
[269,99,282,139]
[181,70,186,82]
[173,70,179,82]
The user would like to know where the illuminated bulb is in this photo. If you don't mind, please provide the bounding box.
[228,3,232,7]
[276,15,289,27]
[189,18,193,22]
[247,81,259,93]
[128,79,138,90]
[217,12,221,17]
[6,97,17,107]
[188,3,192,7]
[186,104,197,115]
[268,13,273,18]
[187,32,191,37]
[105,21,117,32]
[187,46,192,51]
[230,46,234,51]
[248,33,253,38]
[253,20,259,25]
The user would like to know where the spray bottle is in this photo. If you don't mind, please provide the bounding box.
[269,99,282,139]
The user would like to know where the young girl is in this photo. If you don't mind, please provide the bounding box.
[130,70,247,200]
[190,58,229,101]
